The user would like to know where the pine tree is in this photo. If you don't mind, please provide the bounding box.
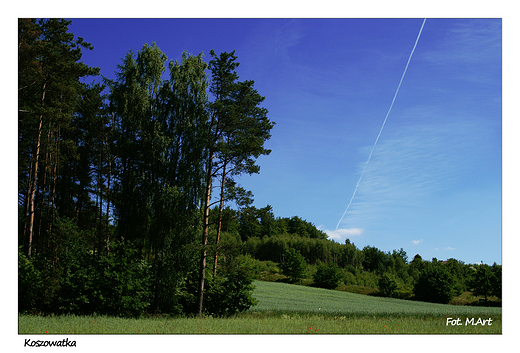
[197,50,274,316]
[18,18,99,258]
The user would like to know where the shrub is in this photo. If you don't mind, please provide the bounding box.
[280,248,307,283]
[343,271,356,285]
[313,260,342,289]
[53,219,96,314]
[393,286,413,299]
[378,273,398,297]
[179,254,258,317]
[94,239,153,316]
[18,247,43,313]
[355,270,379,288]
[413,261,456,304]
[491,264,502,299]
[211,255,259,316]
[468,264,499,301]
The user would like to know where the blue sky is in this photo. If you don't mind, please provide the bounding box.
[65,18,502,265]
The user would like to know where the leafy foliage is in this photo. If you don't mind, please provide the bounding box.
[280,248,307,283]
[377,273,399,297]
[468,264,502,301]
[179,254,258,317]
[18,247,43,313]
[313,260,342,289]
[362,246,388,274]
[93,240,153,316]
[490,264,502,299]
[413,260,456,304]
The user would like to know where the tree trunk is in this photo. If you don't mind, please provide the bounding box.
[97,142,104,257]
[48,126,59,238]
[26,82,46,259]
[198,156,213,318]
[105,154,112,255]
[213,162,227,277]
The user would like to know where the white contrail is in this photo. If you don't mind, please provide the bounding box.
[335,19,427,231]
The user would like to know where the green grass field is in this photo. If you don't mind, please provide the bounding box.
[19,280,501,334]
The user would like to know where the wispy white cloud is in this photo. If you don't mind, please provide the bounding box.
[322,227,364,241]
[420,19,501,83]
[412,239,423,245]
[444,247,456,251]
[337,115,489,228]
[241,19,305,73]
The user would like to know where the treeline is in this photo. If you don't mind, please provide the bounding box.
[18,18,273,317]
[211,206,502,305]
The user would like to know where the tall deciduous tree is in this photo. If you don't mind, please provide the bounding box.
[108,45,209,313]
[151,51,209,313]
[109,43,166,251]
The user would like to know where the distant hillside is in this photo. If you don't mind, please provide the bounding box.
[249,280,502,317]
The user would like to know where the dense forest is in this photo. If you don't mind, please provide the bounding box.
[18,19,501,318]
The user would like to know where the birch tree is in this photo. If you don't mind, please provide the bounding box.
[109,45,209,313]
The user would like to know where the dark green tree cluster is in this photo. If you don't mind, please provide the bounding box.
[413,259,456,304]
[237,206,328,240]
[209,204,500,304]
[227,210,501,304]
[377,273,399,297]
[313,260,343,289]
[280,248,307,283]
[18,19,273,317]
[468,263,502,301]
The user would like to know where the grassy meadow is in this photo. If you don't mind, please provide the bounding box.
[19,280,501,334]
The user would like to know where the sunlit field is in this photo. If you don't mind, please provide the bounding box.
[19,281,501,334]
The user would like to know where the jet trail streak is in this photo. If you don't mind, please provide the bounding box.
[335,19,427,231]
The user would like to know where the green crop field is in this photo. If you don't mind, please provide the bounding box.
[19,280,501,334]
[250,280,501,318]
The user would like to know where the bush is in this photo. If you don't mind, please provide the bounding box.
[468,264,500,301]
[18,247,43,313]
[211,255,259,316]
[354,270,379,288]
[491,264,502,299]
[280,248,307,283]
[34,216,95,314]
[53,220,96,314]
[378,273,398,297]
[54,219,153,316]
[343,271,356,285]
[393,285,413,299]
[413,261,456,304]
[179,254,258,317]
[94,240,153,316]
[313,260,342,289]
[20,217,154,317]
